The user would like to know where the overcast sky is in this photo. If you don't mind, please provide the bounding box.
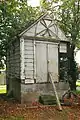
[27,0,40,7]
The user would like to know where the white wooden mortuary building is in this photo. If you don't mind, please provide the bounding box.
[6,13,70,103]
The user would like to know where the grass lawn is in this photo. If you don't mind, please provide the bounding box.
[0,73,7,94]
[0,85,7,93]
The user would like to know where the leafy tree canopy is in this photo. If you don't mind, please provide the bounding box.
[0,0,40,68]
[40,0,80,48]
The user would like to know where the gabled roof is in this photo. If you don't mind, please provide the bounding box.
[20,13,69,42]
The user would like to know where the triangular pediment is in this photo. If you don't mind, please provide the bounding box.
[20,14,69,42]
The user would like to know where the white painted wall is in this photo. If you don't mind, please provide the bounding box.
[48,43,59,82]
[24,40,34,83]
[36,42,47,83]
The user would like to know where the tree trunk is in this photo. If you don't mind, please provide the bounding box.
[70,81,76,91]
[69,44,77,91]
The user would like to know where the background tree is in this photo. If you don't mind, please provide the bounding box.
[40,0,80,46]
[40,0,80,90]
[0,0,40,68]
[57,0,80,90]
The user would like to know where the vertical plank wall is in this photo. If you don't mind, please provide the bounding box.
[24,40,34,83]
[48,43,59,82]
[36,42,47,83]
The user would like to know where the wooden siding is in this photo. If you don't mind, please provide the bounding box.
[21,14,69,42]
[23,24,37,37]
[36,42,47,83]
[35,41,59,83]
[24,40,34,83]
[7,40,20,79]
[48,44,59,82]
[23,40,59,83]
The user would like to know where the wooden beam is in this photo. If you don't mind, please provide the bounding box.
[49,72,62,111]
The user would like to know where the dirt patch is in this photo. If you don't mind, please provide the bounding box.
[0,97,80,120]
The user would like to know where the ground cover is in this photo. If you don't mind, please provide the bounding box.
[0,96,80,120]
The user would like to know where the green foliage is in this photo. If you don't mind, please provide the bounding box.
[40,0,80,90]
[0,0,40,68]
[74,90,80,95]
[40,0,80,47]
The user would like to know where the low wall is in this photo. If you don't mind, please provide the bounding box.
[21,82,69,103]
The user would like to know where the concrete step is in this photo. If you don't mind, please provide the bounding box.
[39,95,57,105]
